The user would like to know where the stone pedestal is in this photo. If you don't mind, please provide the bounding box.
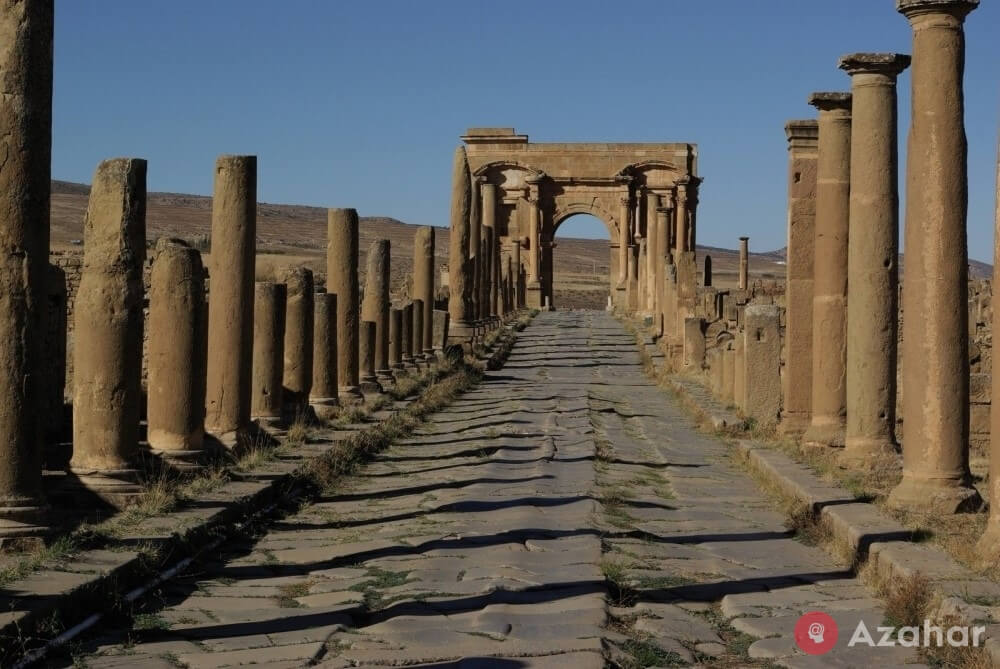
[0,0,53,540]
[838,53,910,468]
[683,318,705,369]
[310,293,339,419]
[251,282,286,424]
[448,147,475,344]
[205,155,256,441]
[147,239,206,468]
[890,0,981,513]
[804,92,853,449]
[70,158,146,505]
[281,267,313,417]
[743,306,782,427]
[781,120,819,436]
[328,208,363,402]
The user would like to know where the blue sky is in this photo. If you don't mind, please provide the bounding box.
[54,1,998,260]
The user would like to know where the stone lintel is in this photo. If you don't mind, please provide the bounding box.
[896,0,978,19]
[462,127,529,144]
[838,53,911,77]
[807,91,852,111]
[784,120,819,147]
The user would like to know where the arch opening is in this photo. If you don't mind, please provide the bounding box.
[549,213,613,311]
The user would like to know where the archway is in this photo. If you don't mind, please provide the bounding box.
[547,212,614,310]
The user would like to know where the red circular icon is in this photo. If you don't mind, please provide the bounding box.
[794,611,838,655]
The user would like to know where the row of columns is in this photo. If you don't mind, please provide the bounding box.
[447,146,528,347]
[782,1,987,520]
[0,0,451,537]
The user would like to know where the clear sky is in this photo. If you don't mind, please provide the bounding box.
[53,1,999,260]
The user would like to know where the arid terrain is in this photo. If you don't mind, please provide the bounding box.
[51,180,991,311]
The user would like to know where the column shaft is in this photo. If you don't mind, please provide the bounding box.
[310,293,339,417]
[251,282,286,421]
[413,226,435,358]
[447,147,474,342]
[328,208,362,400]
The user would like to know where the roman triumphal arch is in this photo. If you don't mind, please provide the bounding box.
[463,127,700,309]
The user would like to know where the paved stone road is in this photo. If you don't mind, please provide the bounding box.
[59,311,922,668]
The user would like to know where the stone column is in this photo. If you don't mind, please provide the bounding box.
[744,305,782,427]
[0,0,52,540]
[251,282,286,422]
[205,155,256,439]
[281,267,313,415]
[413,298,424,368]
[70,158,146,502]
[362,239,392,382]
[147,239,205,467]
[359,320,381,394]
[511,239,522,309]
[655,205,669,335]
[447,146,474,343]
[328,208,363,401]
[413,226,435,359]
[401,302,414,367]
[838,53,910,467]
[675,179,690,255]
[637,237,648,313]
[781,119,819,436]
[482,183,497,319]
[469,173,481,323]
[310,293,339,419]
[483,226,495,324]
[978,138,1000,556]
[626,251,638,312]
[618,193,630,290]
[646,192,659,313]
[890,0,981,513]
[738,237,749,290]
[525,183,542,309]
[804,92,853,449]
[389,307,403,370]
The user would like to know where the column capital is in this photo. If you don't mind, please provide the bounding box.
[808,91,852,112]
[785,119,819,147]
[838,52,911,77]
[897,0,977,21]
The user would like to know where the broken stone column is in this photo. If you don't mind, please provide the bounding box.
[147,239,206,466]
[281,267,313,416]
[362,239,392,382]
[310,293,339,419]
[413,226,435,360]
[782,120,819,436]
[401,302,414,367]
[448,147,474,343]
[70,158,147,503]
[359,320,381,394]
[743,305,782,427]
[205,155,256,439]
[389,307,403,370]
[328,208,363,401]
[838,53,910,467]
[0,0,52,540]
[683,318,705,369]
[412,299,424,368]
[890,0,981,513]
[251,282,286,423]
[738,237,749,291]
[804,92,853,449]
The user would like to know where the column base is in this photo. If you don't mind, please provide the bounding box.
[887,474,983,514]
[338,385,365,405]
[447,319,475,346]
[526,285,542,309]
[839,436,898,470]
[779,412,811,439]
[975,520,1000,565]
[65,467,145,509]
[359,376,384,395]
[802,420,846,449]
[143,445,205,473]
[0,496,49,546]
[309,397,340,421]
